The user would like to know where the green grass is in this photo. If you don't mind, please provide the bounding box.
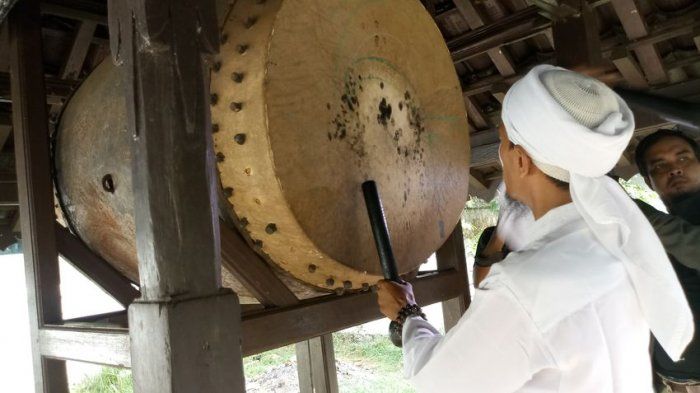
[243,344,296,379]
[74,367,133,393]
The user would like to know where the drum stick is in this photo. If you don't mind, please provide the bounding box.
[361,180,403,347]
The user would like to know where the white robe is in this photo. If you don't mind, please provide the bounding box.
[403,204,653,393]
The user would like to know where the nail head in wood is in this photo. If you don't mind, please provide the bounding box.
[231,72,244,83]
[236,44,249,54]
[343,280,352,289]
[230,102,243,112]
[308,264,317,273]
[234,133,247,145]
[326,278,335,287]
[265,223,277,234]
[224,187,234,198]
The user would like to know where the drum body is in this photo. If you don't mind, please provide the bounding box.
[55,0,470,302]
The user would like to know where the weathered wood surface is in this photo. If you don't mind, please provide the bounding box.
[437,225,471,331]
[40,326,131,368]
[9,0,69,390]
[108,0,245,391]
[296,334,339,393]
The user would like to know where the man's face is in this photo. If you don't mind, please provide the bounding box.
[643,136,700,203]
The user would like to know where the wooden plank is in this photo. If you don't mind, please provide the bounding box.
[611,47,648,89]
[220,221,299,307]
[55,223,139,308]
[109,0,245,391]
[437,225,471,331]
[296,334,339,393]
[8,0,69,391]
[39,326,131,368]
[241,269,463,356]
[611,0,667,84]
[59,21,96,80]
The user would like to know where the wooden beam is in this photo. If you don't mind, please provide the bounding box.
[241,269,463,356]
[437,225,471,331]
[39,326,131,368]
[611,47,648,89]
[55,223,139,308]
[453,0,517,76]
[296,334,339,393]
[611,0,667,84]
[449,6,551,64]
[109,0,245,390]
[220,221,299,307]
[9,0,69,390]
[36,268,465,364]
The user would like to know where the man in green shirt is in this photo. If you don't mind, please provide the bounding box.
[635,129,700,392]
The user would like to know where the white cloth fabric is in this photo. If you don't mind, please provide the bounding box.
[403,204,653,392]
[501,65,693,360]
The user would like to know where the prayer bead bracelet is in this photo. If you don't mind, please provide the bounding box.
[395,304,427,327]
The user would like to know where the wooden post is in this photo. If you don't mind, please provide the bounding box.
[107,1,245,392]
[552,0,602,69]
[8,0,69,391]
[437,224,471,331]
[296,334,339,393]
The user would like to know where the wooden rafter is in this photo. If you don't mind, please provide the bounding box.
[611,0,667,85]
[611,47,648,89]
[453,0,517,76]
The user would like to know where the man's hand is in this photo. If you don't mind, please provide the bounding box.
[376,280,416,321]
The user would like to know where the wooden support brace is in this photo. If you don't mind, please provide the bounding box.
[296,334,339,393]
[55,223,139,308]
[220,220,299,307]
[9,0,68,390]
[437,225,471,331]
[241,269,463,355]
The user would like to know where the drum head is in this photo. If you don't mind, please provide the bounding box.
[212,0,470,289]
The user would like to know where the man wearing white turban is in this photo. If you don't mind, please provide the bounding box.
[375,65,694,393]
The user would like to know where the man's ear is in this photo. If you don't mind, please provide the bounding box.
[513,146,533,177]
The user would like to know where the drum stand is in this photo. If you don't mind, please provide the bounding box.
[9,1,471,392]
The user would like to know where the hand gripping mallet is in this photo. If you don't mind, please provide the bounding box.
[361,180,404,347]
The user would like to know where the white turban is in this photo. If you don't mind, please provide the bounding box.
[501,65,693,361]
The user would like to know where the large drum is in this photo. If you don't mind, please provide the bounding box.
[54,0,470,302]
